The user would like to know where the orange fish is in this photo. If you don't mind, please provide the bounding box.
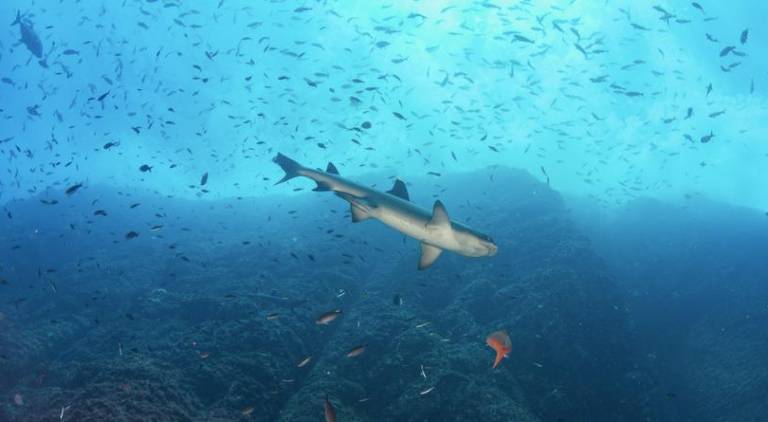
[486,330,512,369]
[324,394,336,422]
[346,344,366,358]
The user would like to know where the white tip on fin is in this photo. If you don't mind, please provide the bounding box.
[418,242,443,270]
[428,200,450,227]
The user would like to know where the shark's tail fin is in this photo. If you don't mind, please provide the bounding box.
[11,11,21,26]
[273,153,303,184]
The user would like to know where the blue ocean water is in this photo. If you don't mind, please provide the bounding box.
[1,1,767,421]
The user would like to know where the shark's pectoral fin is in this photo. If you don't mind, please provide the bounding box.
[350,204,371,223]
[428,200,451,227]
[418,242,443,270]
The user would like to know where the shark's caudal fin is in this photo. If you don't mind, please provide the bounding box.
[272,153,304,185]
[418,242,443,270]
[11,11,21,26]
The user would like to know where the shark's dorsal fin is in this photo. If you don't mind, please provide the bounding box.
[326,162,339,175]
[418,242,443,270]
[428,200,450,227]
[386,179,409,201]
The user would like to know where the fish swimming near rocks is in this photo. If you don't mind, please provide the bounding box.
[272,153,497,270]
[323,394,336,422]
[486,330,512,369]
[11,11,43,58]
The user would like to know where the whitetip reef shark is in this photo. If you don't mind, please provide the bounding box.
[273,153,497,270]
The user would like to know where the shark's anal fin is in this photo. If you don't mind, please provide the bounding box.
[350,204,371,222]
[386,179,410,201]
[428,200,450,227]
[418,242,443,270]
[326,162,339,175]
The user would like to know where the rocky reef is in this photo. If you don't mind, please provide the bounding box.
[0,167,684,421]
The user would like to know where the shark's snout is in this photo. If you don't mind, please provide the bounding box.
[486,243,498,256]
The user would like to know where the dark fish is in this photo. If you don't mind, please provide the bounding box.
[361,121,372,129]
[139,164,152,172]
[65,183,83,195]
[200,172,208,186]
[700,131,715,143]
[125,231,139,239]
[94,210,107,216]
[11,11,43,58]
[719,46,735,57]
[103,141,120,150]
[740,29,748,44]
[392,293,403,306]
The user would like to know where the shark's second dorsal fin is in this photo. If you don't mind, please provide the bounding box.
[428,200,450,227]
[386,179,409,201]
[326,162,339,175]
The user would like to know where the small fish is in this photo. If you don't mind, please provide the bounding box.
[393,293,403,306]
[419,386,435,396]
[346,344,366,358]
[60,405,71,420]
[415,322,430,328]
[65,183,83,195]
[200,172,208,186]
[103,141,120,150]
[125,231,139,239]
[324,395,336,422]
[14,393,23,406]
[316,309,342,325]
[199,351,210,359]
[241,406,254,416]
[700,131,715,143]
[740,29,748,44]
[719,46,735,57]
[139,164,152,172]
[297,356,312,367]
[486,330,512,369]
[266,313,280,320]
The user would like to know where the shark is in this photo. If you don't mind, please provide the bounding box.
[272,153,497,270]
